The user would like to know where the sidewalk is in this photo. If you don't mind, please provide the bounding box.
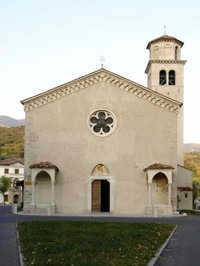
[154,217,200,266]
[0,205,20,266]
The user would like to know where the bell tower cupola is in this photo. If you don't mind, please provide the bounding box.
[145,35,186,102]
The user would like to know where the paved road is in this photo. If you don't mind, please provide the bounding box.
[1,205,200,266]
[154,217,200,266]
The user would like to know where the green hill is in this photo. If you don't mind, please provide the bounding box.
[184,152,200,199]
[184,152,200,178]
[0,126,24,159]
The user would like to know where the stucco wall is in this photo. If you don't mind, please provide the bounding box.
[23,80,178,214]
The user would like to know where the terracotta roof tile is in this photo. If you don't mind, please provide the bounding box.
[29,161,59,171]
[0,158,24,166]
[177,187,193,192]
[144,162,174,171]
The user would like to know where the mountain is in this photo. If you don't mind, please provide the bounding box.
[0,115,25,127]
[184,143,200,152]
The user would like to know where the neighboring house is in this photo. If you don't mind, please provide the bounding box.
[0,158,24,206]
[177,165,193,210]
[21,34,193,216]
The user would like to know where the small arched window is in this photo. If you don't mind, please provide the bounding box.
[159,70,167,85]
[169,70,175,85]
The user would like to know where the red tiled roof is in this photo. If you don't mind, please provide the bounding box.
[0,158,24,166]
[144,162,174,171]
[29,161,59,171]
[177,187,193,192]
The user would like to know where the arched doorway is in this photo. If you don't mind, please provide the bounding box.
[91,164,110,212]
[13,194,19,204]
[35,171,51,204]
[152,172,168,204]
[144,162,174,216]
[92,180,110,212]
[30,161,59,214]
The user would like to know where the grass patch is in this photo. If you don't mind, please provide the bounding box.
[18,221,174,266]
[179,209,200,216]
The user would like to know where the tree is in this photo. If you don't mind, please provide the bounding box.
[0,176,12,204]
[193,177,200,201]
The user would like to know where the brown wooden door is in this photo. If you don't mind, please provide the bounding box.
[92,180,101,212]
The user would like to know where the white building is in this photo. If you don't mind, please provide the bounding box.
[0,158,24,206]
[21,34,193,216]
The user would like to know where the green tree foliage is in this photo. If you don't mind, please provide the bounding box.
[0,176,12,203]
[184,152,200,178]
[193,178,200,200]
[184,152,200,200]
[0,126,24,159]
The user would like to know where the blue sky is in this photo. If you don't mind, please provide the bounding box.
[1,0,200,143]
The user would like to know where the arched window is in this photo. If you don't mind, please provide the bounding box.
[169,70,175,85]
[159,70,167,85]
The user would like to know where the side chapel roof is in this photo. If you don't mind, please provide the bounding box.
[21,68,182,114]
[144,162,175,172]
[29,161,59,171]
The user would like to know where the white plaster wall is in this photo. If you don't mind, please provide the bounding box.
[177,166,193,210]
[178,191,193,210]
[147,63,184,102]
[177,165,193,188]
[150,42,182,61]
[24,80,178,214]
[0,163,24,177]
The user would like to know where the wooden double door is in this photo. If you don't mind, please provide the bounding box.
[92,180,110,212]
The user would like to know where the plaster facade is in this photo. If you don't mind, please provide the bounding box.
[21,35,193,216]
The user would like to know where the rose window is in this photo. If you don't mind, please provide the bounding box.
[88,110,116,136]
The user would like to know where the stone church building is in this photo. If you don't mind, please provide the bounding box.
[21,34,193,216]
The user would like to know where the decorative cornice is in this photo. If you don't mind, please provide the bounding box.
[21,68,181,114]
[145,60,187,74]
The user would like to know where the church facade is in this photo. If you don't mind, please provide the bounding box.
[21,35,193,216]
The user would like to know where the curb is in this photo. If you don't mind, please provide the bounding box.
[147,225,178,266]
[15,224,24,266]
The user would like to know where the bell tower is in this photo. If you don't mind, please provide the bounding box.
[145,35,186,102]
[145,35,187,165]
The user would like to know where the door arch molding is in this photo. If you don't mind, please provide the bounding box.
[87,164,115,213]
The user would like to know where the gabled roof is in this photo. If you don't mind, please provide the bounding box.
[21,68,182,114]
[146,35,184,49]
[177,164,193,173]
[0,158,24,166]
[144,162,175,171]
